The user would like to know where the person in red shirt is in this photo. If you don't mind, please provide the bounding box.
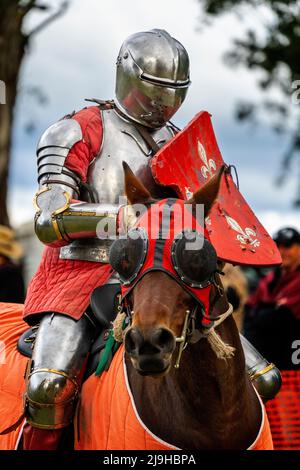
[244,227,300,369]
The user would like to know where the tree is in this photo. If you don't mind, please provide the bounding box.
[198,0,300,205]
[0,0,69,226]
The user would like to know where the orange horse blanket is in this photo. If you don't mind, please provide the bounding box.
[0,303,273,450]
[0,303,27,450]
[75,346,273,450]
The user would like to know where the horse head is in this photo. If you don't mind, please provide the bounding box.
[110,162,229,377]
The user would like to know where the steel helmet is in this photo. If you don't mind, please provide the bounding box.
[115,29,190,128]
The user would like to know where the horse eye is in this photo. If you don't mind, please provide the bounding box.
[109,228,147,284]
[172,233,217,286]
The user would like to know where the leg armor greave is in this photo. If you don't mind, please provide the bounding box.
[25,313,96,429]
[240,334,282,402]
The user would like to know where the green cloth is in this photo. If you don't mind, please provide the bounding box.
[95,330,122,377]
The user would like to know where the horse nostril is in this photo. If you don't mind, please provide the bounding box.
[125,327,176,357]
[125,327,143,355]
[151,328,176,354]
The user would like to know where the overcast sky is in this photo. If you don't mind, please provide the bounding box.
[8,0,300,234]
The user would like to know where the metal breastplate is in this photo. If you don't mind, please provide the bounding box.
[60,108,176,263]
[88,108,175,203]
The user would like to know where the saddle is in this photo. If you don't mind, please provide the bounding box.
[17,283,122,380]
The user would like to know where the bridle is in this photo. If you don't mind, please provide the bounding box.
[110,197,234,367]
[173,301,234,368]
[119,271,233,369]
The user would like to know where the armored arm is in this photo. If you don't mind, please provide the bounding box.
[240,333,282,402]
[34,119,119,247]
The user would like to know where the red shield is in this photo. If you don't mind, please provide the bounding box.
[151,111,281,266]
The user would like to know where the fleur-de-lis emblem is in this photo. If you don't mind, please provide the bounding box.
[225,216,260,248]
[198,141,216,179]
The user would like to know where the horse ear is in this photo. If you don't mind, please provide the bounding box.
[122,161,154,205]
[186,165,226,217]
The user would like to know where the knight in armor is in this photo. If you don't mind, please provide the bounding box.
[22,29,281,450]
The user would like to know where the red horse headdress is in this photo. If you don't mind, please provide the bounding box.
[111,197,220,328]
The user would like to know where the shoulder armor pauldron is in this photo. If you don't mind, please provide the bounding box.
[36,118,82,186]
[37,118,82,153]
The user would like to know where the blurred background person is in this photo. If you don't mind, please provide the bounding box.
[243,227,300,370]
[0,225,25,303]
[222,263,249,332]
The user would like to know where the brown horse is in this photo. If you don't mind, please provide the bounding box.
[0,165,272,450]
[74,164,271,450]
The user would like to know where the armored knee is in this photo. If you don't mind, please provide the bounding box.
[248,363,282,402]
[26,368,79,429]
[240,334,282,401]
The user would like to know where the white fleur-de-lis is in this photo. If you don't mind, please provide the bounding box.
[225,216,260,248]
[198,140,216,179]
